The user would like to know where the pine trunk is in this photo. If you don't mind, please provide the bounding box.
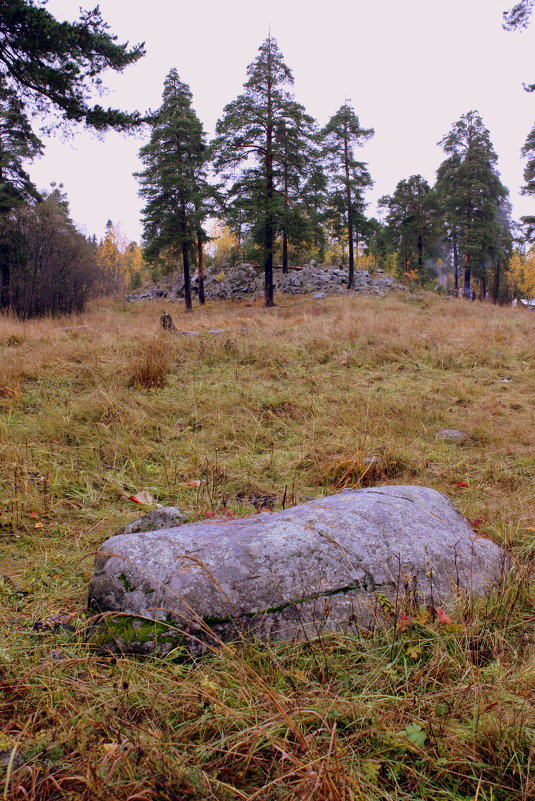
[282,144,289,274]
[282,231,288,274]
[464,253,471,299]
[180,200,192,312]
[344,122,354,289]
[197,233,205,305]
[264,213,274,307]
[453,236,459,294]
[182,243,192,312]
[264,45,275,308]
[493,261,501,304]
[417,233,423,270]
[0,258,10,310]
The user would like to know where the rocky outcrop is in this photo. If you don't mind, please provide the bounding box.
[126,263,406,303]
[88,486,508,655]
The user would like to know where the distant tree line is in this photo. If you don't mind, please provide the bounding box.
[0,2,533,316]
[136,36,533,309]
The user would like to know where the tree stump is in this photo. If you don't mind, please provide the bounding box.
[160,312,177,332]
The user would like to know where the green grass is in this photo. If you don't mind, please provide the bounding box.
[0,292,533,799]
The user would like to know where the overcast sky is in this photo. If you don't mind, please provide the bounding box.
[28,0,534,243]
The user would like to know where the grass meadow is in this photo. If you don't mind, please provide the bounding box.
[0,291,534,800]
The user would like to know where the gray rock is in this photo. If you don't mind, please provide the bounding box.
[313,292,327,299]
[437,429,470,443]
[89,487,507,654]
[116,507,188,536]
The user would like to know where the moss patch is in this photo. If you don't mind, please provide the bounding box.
[90,614,184,653]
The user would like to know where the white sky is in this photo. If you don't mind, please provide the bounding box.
[28,0,534,243]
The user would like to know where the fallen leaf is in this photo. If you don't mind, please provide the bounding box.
[406,645,422,659]
[456,481,469,488]
[403,722,427,748]
[436,607,453,625]
[397,612,414,630]
[180,480,201,488]
[33,522,44,529]
[128,491,155,505]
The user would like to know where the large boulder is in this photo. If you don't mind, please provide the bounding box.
[88,486,508,654]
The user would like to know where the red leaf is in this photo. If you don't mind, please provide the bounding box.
[456,481,469,488]
[436,607,453,625]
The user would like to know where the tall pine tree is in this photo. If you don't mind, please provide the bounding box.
[436,111,509,297]
[378,175,440,276]
[136,69,209,312]
[213,36,315,306]
[321,103,374,288]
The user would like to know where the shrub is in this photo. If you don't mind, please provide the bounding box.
[129,338,171,389]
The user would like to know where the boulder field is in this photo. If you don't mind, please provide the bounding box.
[126,263,406,303]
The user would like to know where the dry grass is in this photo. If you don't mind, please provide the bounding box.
[128,337,172,389]
[0,292,534,800]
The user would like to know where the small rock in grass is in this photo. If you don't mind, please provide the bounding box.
[116,506,188,536]
[436,429,470,443]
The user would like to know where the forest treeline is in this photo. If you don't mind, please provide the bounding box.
[134,37,534,311]
[0,1,533,317]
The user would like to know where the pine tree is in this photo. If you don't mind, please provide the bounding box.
[273,103,316,272]
[520,127,535,242]
[0,81,42,212]
[301,163,329,262]
[378,175,440,276]
[502,2,534,241]
[136,70,209,312]
[213,36,315,306]
[0,1,144,132]
[435,111,509,297]
[502,2,534,33]
[0,2,143,314]
[321,103,374,288]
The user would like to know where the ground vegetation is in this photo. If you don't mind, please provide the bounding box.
[0,292,533,800]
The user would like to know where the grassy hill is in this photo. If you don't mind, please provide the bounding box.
[0,292,533,800]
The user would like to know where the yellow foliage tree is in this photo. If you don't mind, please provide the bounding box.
[209,222,239,266]
[96,221,147,292]
[508,247,535,299]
